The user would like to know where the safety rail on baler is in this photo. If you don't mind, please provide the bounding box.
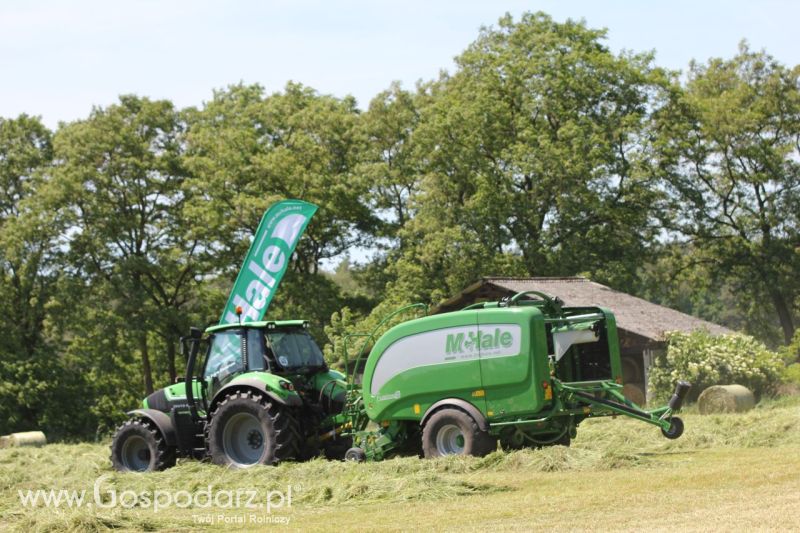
[337,303,429,434]
[341,302,429,387]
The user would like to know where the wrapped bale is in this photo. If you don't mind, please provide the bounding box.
[698,385,755,414]
[0,431,47,448]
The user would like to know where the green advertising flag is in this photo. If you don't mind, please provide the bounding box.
[220,199,318,324]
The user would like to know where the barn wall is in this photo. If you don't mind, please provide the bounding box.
[617,330,664,405]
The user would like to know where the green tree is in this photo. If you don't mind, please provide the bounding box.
[0,115,54,363]
[0,114,80,436]
[184,83,378,336]
[654,44,800,346]
[49,96,203,393]
[386,12,668,304]
[358,82,424,243]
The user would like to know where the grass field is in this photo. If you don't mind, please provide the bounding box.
[1,396,799,532]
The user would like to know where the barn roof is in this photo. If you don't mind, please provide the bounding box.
[434,277,733,341]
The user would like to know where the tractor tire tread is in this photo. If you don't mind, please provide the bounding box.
[110,418,176,472]
[208,390,299,466]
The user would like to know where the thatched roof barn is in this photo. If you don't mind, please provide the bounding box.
[435,277,733,403]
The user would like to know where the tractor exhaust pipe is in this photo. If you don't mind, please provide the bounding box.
[668,381,692,411]
[185,327,204,422]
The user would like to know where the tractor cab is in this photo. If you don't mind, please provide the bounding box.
[111,320,349,472]
[201,321,327,395]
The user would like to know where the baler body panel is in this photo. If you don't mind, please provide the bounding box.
[478,307,548,418]
[361,304,627,424]
[363,307,553,422]
[363,311,486,421]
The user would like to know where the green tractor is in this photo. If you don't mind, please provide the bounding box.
[110,199,347,471]
[110,320,349,472]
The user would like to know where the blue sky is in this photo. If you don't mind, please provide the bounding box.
[1,0,798,128]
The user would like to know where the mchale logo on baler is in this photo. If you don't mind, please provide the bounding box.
[445,328,515,355]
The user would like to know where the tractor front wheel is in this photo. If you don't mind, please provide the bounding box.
[208,390,299,468]
[422,408,496,458]
[110,418,175,472]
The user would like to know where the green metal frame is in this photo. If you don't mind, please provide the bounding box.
[333,292,684,461]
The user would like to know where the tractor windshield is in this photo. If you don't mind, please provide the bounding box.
[266,328,325,370]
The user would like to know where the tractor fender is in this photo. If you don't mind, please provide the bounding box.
[127,408,177,447]
[210,378,302,413]
[420,398,489,432]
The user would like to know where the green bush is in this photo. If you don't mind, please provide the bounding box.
[648,331,784,402]
[783,364,800,386]
[778,329,800,366]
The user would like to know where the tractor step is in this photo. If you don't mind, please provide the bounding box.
[170,408,205,454]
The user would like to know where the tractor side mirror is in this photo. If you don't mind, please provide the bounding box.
[190,327,203,339]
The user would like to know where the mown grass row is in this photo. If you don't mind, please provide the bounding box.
[1,395,798,531]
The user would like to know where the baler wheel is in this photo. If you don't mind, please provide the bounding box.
[344,447,366,462]
[422,408,496,458]
[661,416,684,440]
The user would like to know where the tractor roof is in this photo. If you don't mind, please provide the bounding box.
[205,320,308,334]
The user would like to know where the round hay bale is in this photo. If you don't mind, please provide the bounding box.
[0,431,47,448]
[622,383,646,407]
[698,385,755,414]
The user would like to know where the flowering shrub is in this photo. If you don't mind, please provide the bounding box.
[778,330,800,385]
[648,330,784,402]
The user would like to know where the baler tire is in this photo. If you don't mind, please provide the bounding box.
[422,408,496,458]
[323,436,354,460]
[110,418,176,472]
[661,416,684,440]
[344,447,366,462]
[207,390,300,467]
[554,431,572,447]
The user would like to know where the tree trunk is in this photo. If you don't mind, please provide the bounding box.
[140,332,154,395]
[768,287,796,346]
[167,340,177,383]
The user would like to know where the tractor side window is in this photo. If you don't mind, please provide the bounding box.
[247,329,267,371]
[204,331,244,383]
[266,329,325,369]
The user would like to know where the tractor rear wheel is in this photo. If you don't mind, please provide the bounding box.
[110,418,175,472]
[208,390,300,467]
[422,408,496,458]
